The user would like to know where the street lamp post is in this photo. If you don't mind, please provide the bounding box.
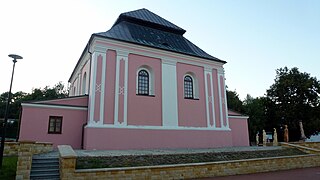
[0,54,23,168]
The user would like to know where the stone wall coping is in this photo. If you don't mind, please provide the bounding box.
[5,141,52,145]
[58,145,77,158]
[292,142,320,145]
[35,142,53,145]
[280,142,320,152]
[74,154,317,173]
[18,140,36,144]
[5,142,19,144]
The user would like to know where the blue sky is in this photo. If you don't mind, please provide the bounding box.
[0,0,319,100]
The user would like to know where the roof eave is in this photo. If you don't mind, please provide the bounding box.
[68,35,95,83]
[93,33,227,64]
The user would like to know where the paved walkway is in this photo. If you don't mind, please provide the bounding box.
[206,167,320,180]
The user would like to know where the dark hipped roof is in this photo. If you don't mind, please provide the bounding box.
[69,8,225,82]
[94,8,225,63]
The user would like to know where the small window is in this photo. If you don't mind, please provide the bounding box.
[184,75,193,99]
[138,70,149,95]
[48,116,62,134]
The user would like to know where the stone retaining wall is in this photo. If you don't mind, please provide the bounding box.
[15,141,53,180]
[58,145,320,180]
[4,141,53,156]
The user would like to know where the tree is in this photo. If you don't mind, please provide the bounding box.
[226,89,244,113]
[243,95,267,143]
[0,82,69,119]
[266,67,320,141]
[1,82,69,139]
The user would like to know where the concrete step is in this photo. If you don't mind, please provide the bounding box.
[32,158,59,163]
[32,164,59,170]
[31,169,59,175]
[30,173,60,180]
[31,157,60,180]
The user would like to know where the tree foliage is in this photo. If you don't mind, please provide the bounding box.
[266,67,320,140]
[0,82,68,119]
[243,95,267,143]
[226,90,244,113]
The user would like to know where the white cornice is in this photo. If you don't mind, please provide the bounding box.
[86,124,231,131]
[93,45,108,53]
[21,103,88,111]
[228,115,249,119]
[116,50,129,57]
[162,58,177,65]
[92,37,225,67]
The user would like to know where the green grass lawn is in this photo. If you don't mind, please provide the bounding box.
[0,156,18,180]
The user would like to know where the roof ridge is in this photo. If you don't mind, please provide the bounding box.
[113,8,186,35]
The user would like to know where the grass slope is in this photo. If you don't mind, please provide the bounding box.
[76,148,305,169]
[0,156,18,180]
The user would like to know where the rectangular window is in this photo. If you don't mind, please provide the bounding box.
[48,116,62,134]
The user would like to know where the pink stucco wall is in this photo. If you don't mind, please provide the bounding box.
[177,63,206,127]
[37,96,88,106]
[127,54,162,126]
[212,69,221,128]
[104,50,116,124]
[93,55,103,122]
[207,73,214,126]
[19,106,87,149]
[84,127,233,150]
[118,59,125,124]
[229,117,250,146]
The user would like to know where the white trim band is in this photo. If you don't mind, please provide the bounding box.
[21,103,88,111]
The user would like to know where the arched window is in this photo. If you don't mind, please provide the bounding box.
[184,75,193,99]
[82,72,87,94]
[138,70,149,95]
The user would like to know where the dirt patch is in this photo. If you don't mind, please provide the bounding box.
[76,148,305,169]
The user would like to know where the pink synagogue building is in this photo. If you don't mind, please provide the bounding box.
[19,9,249,150]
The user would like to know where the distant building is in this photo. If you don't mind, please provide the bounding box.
[19,9,249,149]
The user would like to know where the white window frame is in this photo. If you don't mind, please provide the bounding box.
[183,72,199,99]
[136,66,155,96]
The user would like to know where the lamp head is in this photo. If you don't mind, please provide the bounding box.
[8,54,23,63]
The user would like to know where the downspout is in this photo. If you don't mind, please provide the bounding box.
[81,123,87,149]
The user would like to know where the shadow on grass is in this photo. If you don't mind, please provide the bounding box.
[0,156,18,180]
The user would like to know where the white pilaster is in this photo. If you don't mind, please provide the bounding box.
[161,58,179,127]
[204,66,215,128]
[88,45,107,126]
[204,67,210,128]
[209,71,216,128]
[88,52,98,125]
[99,52,107,126]
[217,68,227,128]
[114,50,129,126]
[220,70,229,128]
